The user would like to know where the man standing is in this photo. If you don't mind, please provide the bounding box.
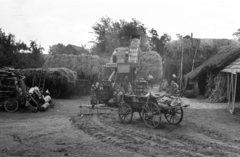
[112,51,117,63]
[147,74,154,89]
[172,74,178,83]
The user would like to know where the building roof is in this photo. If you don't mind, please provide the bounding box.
[184,43,240,79]
[221,57,240,74]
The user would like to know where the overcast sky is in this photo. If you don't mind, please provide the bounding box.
[0,0,240,53]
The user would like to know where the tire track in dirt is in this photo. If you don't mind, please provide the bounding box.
[72,114,240,157]
[101,115,240,157]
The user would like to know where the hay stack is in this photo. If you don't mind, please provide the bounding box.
[165,38,238,56]
[20,67,77,96]
[138,50,163,82]
[205,73,227,102]
[43,54,107,80]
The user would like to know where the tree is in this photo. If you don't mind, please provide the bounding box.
[91,17,147,55]
[149,28,158,38]
[49,43,67,55]
[149,28,171,56]
[118,18,147,46]
[233,28,240,41]
[0,28,45,69]
[49,43,90,55]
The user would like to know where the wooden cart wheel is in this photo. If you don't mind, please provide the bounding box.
[164,107,183,125]
[118,103,133,123]
[142,102,161,128]
[4,99,19,113]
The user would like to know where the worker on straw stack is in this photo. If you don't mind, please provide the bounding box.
[112,51,117,63]
[125,50,129,63]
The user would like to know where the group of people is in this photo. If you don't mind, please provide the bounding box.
[147,73,180,94]
[26,86,52,112]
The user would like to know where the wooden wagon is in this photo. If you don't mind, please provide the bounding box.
[118,93,189,128]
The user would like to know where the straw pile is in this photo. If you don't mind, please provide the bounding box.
[43,54,107,78]
[20,67,77,95]
[205,73,227,102]
[138,50,163,82]
[165,38,238,57]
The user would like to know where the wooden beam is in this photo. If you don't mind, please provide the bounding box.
[232,73,238,114]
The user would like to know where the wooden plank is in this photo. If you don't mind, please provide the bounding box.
[117,64,130,73]
[106,63,117,67]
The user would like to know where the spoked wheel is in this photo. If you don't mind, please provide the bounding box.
[4,99,19,113]
[118,103,133,123]
[142,102,161,128]
[164,107,183,125]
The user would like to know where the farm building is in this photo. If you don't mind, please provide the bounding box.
[163,38,239,83]
[184,43,240,113]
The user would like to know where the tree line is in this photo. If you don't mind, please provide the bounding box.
[49,17,172,58]
[0,29,44,69]
[1,17,240,69]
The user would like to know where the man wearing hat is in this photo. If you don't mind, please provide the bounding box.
[172,74,178,83]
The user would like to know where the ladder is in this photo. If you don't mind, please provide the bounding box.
[38,68,46,91]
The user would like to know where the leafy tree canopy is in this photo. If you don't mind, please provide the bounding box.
[0,28,44,69]
[149,28,171,56]
[233,28,240,41]
[49,43,89,55]
[91,17,170,56]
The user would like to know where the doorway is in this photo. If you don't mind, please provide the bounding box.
[198,72,207,95]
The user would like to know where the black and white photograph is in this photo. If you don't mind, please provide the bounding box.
[1,0,240,156]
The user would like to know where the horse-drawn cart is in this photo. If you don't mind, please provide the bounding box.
[118,93,189,128]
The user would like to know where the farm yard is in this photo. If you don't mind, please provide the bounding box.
[1,87,240,157]
[1,2,240,156]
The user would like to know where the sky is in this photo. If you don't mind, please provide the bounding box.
[0,0,240,53]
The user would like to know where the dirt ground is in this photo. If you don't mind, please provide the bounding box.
[1,87,240,157]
